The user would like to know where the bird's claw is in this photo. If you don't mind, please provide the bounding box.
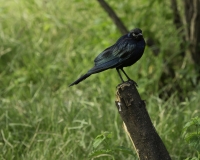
[128,79,138,87]
[116,79,138,88]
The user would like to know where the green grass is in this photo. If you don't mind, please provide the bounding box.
[0,0,199,159]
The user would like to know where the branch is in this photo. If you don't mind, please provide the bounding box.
[115,81,171,160]
[97,0,128,34]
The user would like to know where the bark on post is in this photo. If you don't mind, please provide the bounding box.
[115,81,171,160]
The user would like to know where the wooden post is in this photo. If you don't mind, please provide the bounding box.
[115,81,171,160]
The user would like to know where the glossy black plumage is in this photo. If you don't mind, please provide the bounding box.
[69,28,146,86]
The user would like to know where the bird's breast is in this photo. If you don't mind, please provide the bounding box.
[117,40,145,68]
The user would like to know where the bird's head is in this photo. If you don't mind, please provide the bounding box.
[129,28,143,40]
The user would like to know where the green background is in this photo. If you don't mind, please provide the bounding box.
[0,0,199,159]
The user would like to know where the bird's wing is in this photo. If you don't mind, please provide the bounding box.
[94,36,136,67]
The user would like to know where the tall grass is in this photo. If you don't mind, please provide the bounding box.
[0,0,199,159]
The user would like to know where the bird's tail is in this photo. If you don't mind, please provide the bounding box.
[69,73,91,87]
[69,65,110,87]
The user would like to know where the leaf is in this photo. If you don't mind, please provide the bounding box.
[182,116,200,151]
[182,116,200,135]
[88,149,113,159]
[184,132,200,151]
[92,132,113,149]
[113,146,135,156]
[92,135,106,149]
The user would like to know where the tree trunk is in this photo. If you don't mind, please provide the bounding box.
[183,0,200,66]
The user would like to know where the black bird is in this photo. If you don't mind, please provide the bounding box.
[69,28,146,86]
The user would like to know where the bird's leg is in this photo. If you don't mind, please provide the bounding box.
[116,68,124,82]
[121,68,131,80]
[121,68,138,87]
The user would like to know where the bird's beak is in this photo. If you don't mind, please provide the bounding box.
[135,33,142,38]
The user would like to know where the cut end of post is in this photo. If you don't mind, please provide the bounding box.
[116,80,138,89]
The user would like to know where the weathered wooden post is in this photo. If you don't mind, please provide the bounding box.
[115,80,171,160]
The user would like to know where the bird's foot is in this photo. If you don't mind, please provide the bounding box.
[116,79,138,88]
[127,79,138,87]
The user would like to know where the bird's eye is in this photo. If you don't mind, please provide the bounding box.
[132,33,136,37]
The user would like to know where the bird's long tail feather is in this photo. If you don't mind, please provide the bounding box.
[69,64,114,87]
[69,73,91,87]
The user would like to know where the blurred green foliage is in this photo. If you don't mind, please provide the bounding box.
[0,0,199,159]
[183,117,200,151]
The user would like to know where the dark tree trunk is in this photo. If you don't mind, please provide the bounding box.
[170,0,185,57]
[171,0,183,29]
[183,0,200,66]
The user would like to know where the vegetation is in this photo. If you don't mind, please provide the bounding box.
[0,0,199,159]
